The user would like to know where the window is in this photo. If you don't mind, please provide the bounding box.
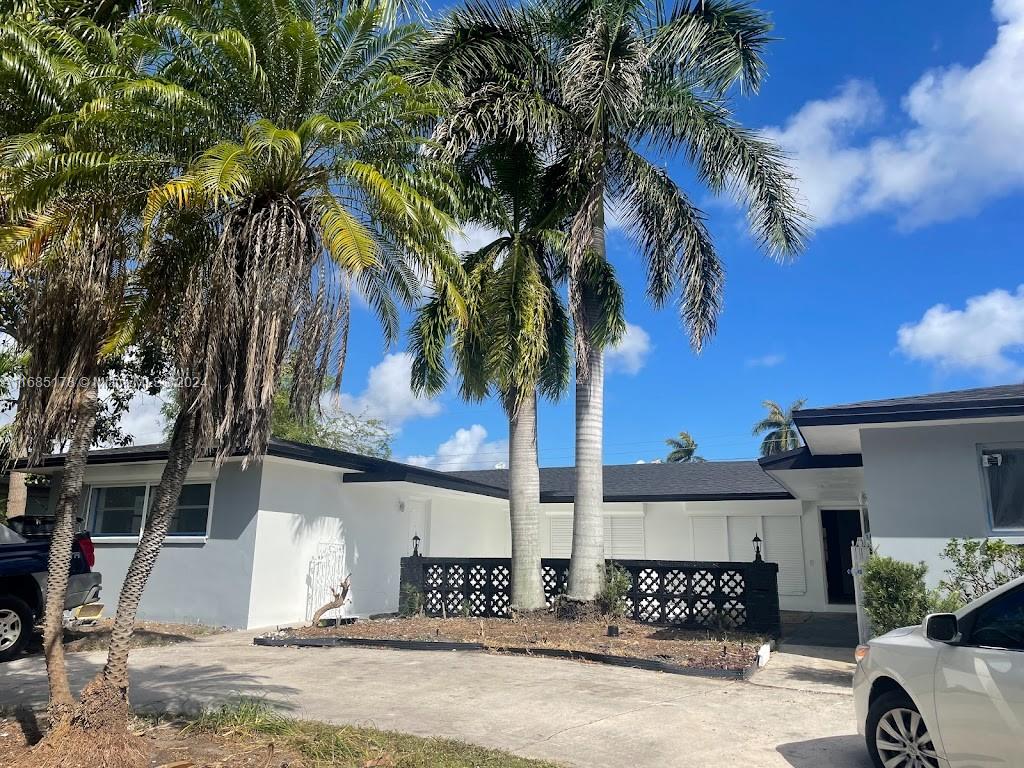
[167,484,212,536]
[981,447,1024,530]
[88,486,147,536]
[968,588,1024,651]
[86,482,212,539]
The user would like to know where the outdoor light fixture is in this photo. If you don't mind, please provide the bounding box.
[412,534,421,557]
[752,534,763,562]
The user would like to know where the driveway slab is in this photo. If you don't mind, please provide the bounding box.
[0,631,869,768]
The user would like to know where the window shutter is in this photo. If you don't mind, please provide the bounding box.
[549,516,573,558]
[691,517,728,561]
[763,516,807,595]
[607,516,644,559]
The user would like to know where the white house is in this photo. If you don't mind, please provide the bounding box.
[27,382,1024,629]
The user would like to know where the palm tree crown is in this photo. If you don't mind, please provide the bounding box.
[665,430,704,463]
[753,398,806,456]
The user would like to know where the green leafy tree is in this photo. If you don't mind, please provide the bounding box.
[940,538,1024,604]
[72,0,463,746]
[753,398,805,456]
[417,0,808,599]
[0,7,167,728]
[665,431,704,463]
[412,142,571,609]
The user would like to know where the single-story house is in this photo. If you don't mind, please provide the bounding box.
[22,382,1023,629]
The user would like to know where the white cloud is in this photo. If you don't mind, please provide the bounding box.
[746,353,785,368]
[897,285,1024,378]
[764,0,1024,228]
[103,390,169,446]
[605,322,651,375]
[406,424,508,471]
[341,352,441,429]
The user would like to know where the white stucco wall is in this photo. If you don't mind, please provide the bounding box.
[246,459,415,627]
[862,420,1024,586]
[81,460,262,628]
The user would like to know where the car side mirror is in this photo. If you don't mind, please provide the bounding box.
[925,613,959,643]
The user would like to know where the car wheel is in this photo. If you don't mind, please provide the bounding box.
[0,596,32,663]
[866,690,942,768]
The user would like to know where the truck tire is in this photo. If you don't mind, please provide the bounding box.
[0,595,33,663]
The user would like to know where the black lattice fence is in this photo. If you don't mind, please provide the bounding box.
[400,556,781,636]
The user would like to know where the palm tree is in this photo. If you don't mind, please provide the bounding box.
[0,9,155,726]
[411,142,572,609]
[665,431,704,463]
[753,398,805,456]
[418,0,808,600]
[63,0,462,739]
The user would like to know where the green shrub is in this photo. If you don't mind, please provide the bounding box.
[398,581,423,617]
[862,556,935,636]
[940,538,1024,604]
[597,563,632,618]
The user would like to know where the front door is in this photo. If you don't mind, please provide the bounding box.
[820,509,862,604]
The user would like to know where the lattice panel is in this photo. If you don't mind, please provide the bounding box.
[637,568,660,594]
[722,600,747,628]
[721,570,744,597]
[663,570,687,595]
[404,557,773,631]
[692,570,715,596]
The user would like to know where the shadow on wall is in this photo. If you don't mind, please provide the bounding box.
[0,656,300,715]
[776,736,872,768]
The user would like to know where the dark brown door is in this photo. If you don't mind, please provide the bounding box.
[821,509,862,604]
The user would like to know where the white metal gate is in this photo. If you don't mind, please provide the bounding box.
[851,535,872,643]
[306,542,347,622]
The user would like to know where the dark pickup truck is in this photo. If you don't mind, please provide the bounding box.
[0,520,102,662]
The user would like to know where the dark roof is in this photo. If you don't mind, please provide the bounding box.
[794,383,1024,427]
[451,461,792,503]
[31,439,791,502]
[758,447,863,471]
[31,439,509,500]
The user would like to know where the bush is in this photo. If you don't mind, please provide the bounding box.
[596,563,632,619]
[862,556,951,636]
[940,538,1024,603]
[398,581,422,617]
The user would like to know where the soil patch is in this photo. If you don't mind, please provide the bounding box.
[23,620,225,657]
[277,615,762,671]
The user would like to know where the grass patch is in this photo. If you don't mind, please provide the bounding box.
[186,699,562,767]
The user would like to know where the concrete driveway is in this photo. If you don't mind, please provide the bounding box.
[0,631,869,768]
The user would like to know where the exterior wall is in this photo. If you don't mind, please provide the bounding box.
[426,495,510,557]
[540,498,827,612]
[247,460,415,627]
[80,460,262,628]
[862,420,1024,586]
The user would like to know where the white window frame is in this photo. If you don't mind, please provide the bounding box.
[979,442,1024,534]
[83,480,216,544]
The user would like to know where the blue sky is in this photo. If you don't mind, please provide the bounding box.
[128,1,1024,467]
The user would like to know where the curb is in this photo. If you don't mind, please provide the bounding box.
[253,635,759,680]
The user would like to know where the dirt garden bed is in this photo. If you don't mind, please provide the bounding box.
[23,619,226,657]
[260,614,765,674]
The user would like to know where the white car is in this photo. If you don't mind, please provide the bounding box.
[853,574,1024,767]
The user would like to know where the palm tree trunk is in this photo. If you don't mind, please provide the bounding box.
[6,471,28,520]
[567,195,607,601]
[43,383,98,723]
[508,388,545,610]
[79,412,199,726]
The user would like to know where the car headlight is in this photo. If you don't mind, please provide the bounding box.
[854,644,870,663]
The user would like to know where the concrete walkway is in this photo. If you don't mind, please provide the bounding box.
[0,631,869,768]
